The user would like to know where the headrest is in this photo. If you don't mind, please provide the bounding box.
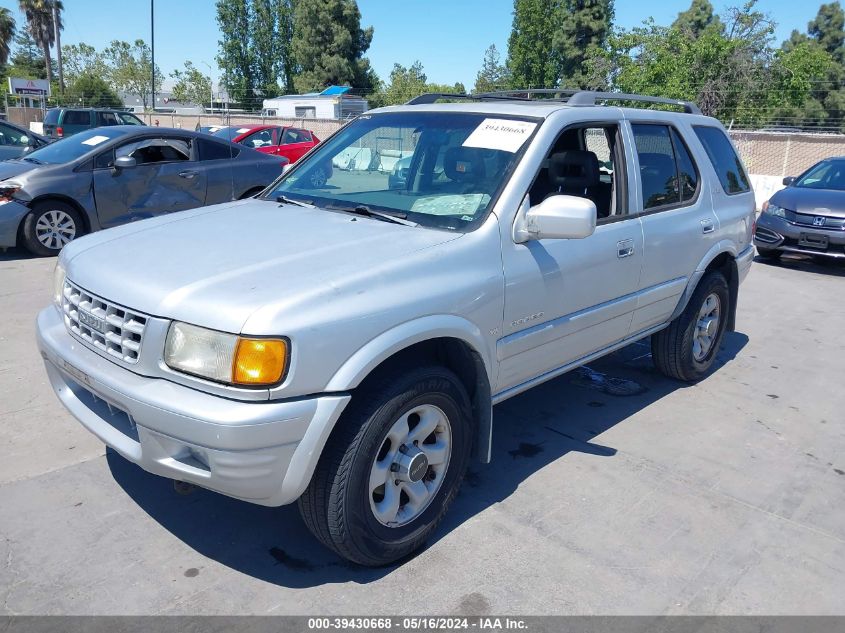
[444,147,486,182]
[549,150,600,189]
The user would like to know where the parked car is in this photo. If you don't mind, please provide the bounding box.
[230,125,321,163]
[755,157,845,261]
[209,124,331,185]
[0,119,48,160]
[0,126,287,255]
[36,92,755,566]
[42,108,145,139]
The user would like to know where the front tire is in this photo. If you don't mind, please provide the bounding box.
[21,200,84,256]
[298,366,473,566]
[652,271,730,382]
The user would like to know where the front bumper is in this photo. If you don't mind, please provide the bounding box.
[0,200,29,248]
[754,213,845,258]
[36,305,350,506]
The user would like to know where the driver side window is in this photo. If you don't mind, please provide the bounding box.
[527,124,624,221]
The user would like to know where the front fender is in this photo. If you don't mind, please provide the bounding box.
[324,314,494,392]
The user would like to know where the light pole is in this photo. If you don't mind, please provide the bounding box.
[200,61,214,115]
[150,0,155,112]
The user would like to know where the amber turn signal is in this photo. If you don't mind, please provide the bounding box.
[232,338,288,385]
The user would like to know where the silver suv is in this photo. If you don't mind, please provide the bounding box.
[36,91,755,566]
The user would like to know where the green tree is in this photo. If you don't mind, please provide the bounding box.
[251,0,293,98]
[170,61,212,106]
[599,2,778,124]
[8,29,45,78]
[66,73,121,107]
[473,44,510,93]
[291,0,375,95]
[18,0,62,85]
[103,39,162,109]
[0,7,15,68]
[61,42,106,83]
[377,61,428,106]
[216,0,255,105]
[809,1,845,63]
[673,0,723,38]
[506,0,561,88]
[781,2,845,129]
[555,0,614,88]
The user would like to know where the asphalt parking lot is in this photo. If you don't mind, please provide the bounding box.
[1,248,843,615]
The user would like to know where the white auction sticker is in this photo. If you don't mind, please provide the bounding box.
[81,135,110,146]
[462,118,537,153]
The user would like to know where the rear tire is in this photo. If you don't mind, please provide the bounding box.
[21,200,85,256]
[298,366,472,566]
[756,247,782,260]
[652,271,730,382]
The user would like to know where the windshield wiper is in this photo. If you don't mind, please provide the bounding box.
[276,195,314,208]
[333,204,418,227]
[22,156,42,164]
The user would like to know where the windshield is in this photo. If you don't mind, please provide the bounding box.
[23,127,131,165]
[795,160,845,191]
[266,111,539,231]
[213,126,250,141]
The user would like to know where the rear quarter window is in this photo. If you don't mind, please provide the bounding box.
[198,138,239,161]
[693,126,750,195]
[63,110,91,125]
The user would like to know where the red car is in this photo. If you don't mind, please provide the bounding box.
[213,125,320,164]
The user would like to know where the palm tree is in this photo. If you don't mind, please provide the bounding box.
[0,8,15,67]
[18,0,63,83]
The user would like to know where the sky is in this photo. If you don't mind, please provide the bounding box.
[0,0,826,92]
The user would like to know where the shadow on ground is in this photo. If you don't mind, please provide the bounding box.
[0,246,45,262]
[108,331,748,588]
[755,252,845,277]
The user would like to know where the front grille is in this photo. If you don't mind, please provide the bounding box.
[62,280,148,364]
[786,210,845,231]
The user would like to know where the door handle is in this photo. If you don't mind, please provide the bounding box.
[700,218,715,234]
[178,170,198,179]
[617,238,635,258]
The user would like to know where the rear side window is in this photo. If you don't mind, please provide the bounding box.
[63,110,90,125]
[198,138,239,161]
[632,124,699,210]
[96,111,120,126]
[693,126,750,194]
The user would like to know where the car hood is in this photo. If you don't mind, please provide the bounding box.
[771,187,845,218]
[0,160,38,181]
[63,199,462,333]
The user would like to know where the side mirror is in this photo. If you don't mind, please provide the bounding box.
[113,156,137,170]
[514,194,597,243]
[782,176,795,186]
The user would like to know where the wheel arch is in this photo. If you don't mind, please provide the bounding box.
[27,194,94,235]
[671,241,740,331]
[325,316,495,463]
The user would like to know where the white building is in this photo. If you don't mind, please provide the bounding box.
[262,86,368,120]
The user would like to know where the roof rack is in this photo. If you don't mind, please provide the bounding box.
[405,92,530,105]
[404,89,702,115]
[567,91,702,115]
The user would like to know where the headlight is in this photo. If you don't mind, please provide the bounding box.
[164,322,288,386]
[764,204,787,218]
[0,181,22,204]
[53,262,66,305]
